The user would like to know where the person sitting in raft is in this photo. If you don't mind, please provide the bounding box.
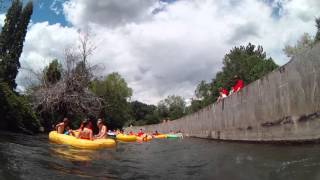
[76,119,93,140]
[129,131,134,135]
[230,75,243,94]
[94,119,107,139]
[217,87,228,102]
[137,129,144,137]
[152,130,159,136]
[55,117,70,134]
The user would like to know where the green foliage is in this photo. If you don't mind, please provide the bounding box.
[0,82,40,133]
[188,99,203,113]
[90,72,133,129]
[43,59,62,84]
[0,0,33,90]
[130,101,159,125]
[190,43,278,112]
[315,18,320,43]
[158,95,186,120]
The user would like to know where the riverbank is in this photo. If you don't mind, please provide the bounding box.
[126,44,320,143]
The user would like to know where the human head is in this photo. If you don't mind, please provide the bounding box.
[97,118,104,126]
[81,118,92,130]
[86,118,93,129]
[63,118,69,125]
[234,75,239,80]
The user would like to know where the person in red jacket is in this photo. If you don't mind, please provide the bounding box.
[137,129,144,137]
[217,87,228,102]
[230,75,243,94]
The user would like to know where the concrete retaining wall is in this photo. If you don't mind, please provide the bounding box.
[126,44,320,142]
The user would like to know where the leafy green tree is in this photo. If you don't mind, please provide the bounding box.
[43,59,62,85]
[157,100,169,119]
[158,95,186,120]
[0,0,33,90]
[315,18,320,43]
[130,100,159,125]
[213,43,277,98]
[0,82,40,133]
[192,43,278,109]
[90,72,133,129]
[188,99,203,113]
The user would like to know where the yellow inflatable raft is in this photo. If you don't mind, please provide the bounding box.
[49,131,116,149]
[136,135,152,142]
[153,134,166,139]
[116,134,137,142]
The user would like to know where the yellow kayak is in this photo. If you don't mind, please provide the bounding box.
[49,131,116,149]
[116,134,137,142]
[136,135,152,142]
[153,134,166,139]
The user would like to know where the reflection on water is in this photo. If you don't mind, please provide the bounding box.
[50,147,94,162]
[1,131,320,180]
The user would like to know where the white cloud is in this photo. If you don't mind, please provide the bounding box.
[17,22,78,89]
[18,0,320,104]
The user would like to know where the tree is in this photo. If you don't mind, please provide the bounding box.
[158,95,186,120]
[187,99,203,114]
[193,43,278,108]
[43,59,62,85]
[0,0,33,90]
[283,33,314,58]
[157,100,169,119]
[195,80,211,100]
[90,72,133,129]
[130,101,159,125]
[30,36,102,131]
[0,82,40,134]
[315,18,320,43]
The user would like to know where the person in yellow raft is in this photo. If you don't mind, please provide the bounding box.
[76,119,93,140]
[55,117,70,134]
[94,119,107,139]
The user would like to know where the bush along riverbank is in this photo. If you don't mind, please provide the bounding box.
[0,82,40,134]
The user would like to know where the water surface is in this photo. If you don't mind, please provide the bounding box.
[0,131,320,180]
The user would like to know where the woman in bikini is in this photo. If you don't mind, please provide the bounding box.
[76,119,93,140]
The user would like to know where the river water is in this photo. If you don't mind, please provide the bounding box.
[0,131,320,180]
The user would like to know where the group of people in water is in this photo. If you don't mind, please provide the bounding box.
[217,75,243,102]
[55,118,165,140]
[54,76,243,140]
[55,118,107,140]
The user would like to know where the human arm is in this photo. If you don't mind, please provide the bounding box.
[55,123,64,134]
[95,126,107,139]
[89,130,93,140]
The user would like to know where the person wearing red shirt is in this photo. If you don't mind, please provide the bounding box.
[230,75,243,94]
[217,87,228,102]
[137,129,144,137]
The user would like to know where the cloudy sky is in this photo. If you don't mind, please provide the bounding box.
[7,0,320,104]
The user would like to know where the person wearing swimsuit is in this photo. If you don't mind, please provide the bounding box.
[77,119,93,140]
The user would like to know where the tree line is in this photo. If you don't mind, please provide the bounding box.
[1,0,320,133]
